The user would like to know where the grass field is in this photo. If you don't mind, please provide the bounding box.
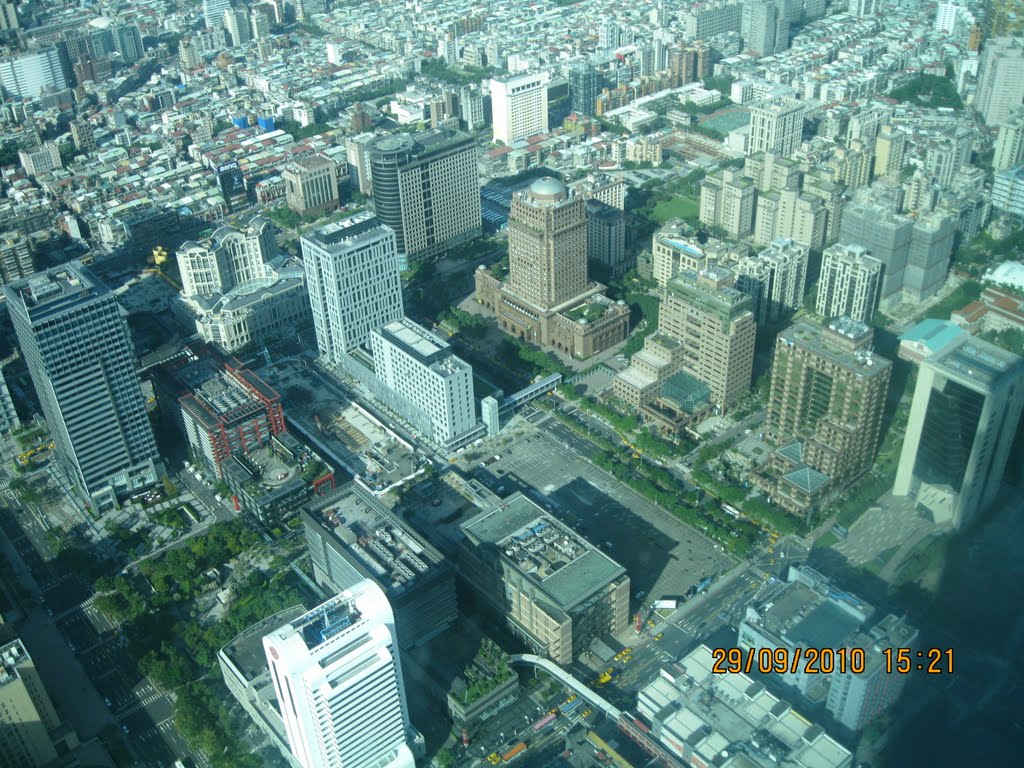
[651,195,700,225]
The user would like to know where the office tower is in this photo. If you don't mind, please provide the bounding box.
[345,133,375,195]
[754,187,827,250]
[994,107,1024,171]
[368,129,481,263]
[993,164,1024,220]
[507,177,587,309]
[0,47,67,99]
[585,200,627,278]
[894,333,1024,526]
[975,37,1024,125]
[302,213,404,359]
[225,8,252,47]
[203,0,232,29]
[0,640,61,767]
[371,319,476,446]
[176,216,277,297]
[569,65,602,117]
[4,263,161,510]
[283,154,340,217]
[458,493,630,664]
[873,124,906,177]
[263,582,417,768]
[0,235,34,284]
[111,23,144,64]
[700,168,756,239]
[744,151,800,193]
[748,97,805,157]
[250,4,273,39]
[766,318,891,488]
[490,71,550,145]
[658,268,756,412]
[733,238,808,325]
[17,142,61,177]
[817,243,883,323]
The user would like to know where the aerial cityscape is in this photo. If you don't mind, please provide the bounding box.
[0,1,1023,767]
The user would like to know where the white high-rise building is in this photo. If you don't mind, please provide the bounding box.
[301,213,404,359]
[994,107,1024,171]
[224,8,252,47]
[371,318,476,447]
[816,243,884,324]
[846,0,877,16]
[263,582,417,768]
[490,71,550,145]
[0,47,67,100]
[203,0,232,29]
[747,97,805,157]
[733,238,808,325]
[975,37,1024,126]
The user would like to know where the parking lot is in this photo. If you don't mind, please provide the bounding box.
[486,425,734,623]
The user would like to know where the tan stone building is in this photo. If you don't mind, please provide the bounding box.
[282,153,339,216]
[474,177,628,358]
[458,494,631,665]
[700,168,756,239]
[0,639,63,767]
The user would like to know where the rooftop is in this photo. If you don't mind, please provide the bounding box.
[779,321,891,378]
[376,317,450,364]
[927,333,1024,390]
[461,493,626,611]
[6,261,104,311]
[899,318,965,355]
[301,211,392,251]
[220,606,306,683]
[285,594,363,652]
[0,639,29,690]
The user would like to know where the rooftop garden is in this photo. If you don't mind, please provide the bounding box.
[456,639,515,706]
[564,302,608,323]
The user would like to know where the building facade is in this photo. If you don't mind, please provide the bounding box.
[283,154,340,217]
[0,47,67,99]
[700,168,756,239]
[747,97,805,156]
[302,214,404,359]
[370,318,476,447]
[177,216,277,297]
[490,71,550,145]
[368,129,481,263]
[263,582,417,768]
[894,333,1024,527]
[994,107,1024,172]
[4,263,162,511]
[733,238,809,325]
[975,36,1024,125]
[0,639,61,768]
[816,243,884,324]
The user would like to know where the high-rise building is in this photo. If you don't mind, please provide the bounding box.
[569,65,602,116]
[458,493,630,664]
[754,186,827,250]
[0,47,67,99]
[894,332,1024,527]
[748,97,804,157]
[733,238,808,325]
[657,268,756,412]
[17,142,61,177]
[111,23,144,64]
[345,132,375,195]
[847,0,877,15]
[176,216,277,297]
[4,263,162,510]
[975,36,1024,125]
[816,243,883,324]
[0,639,61,767]
[302,213,404,359]
[507,176,587,309]
[994,107,1024,171]
[903,211,956,301]
[490,71,550,145]
[283,154,340,217]
[681,0,744,38]
[368,129,481,263]
[0,2,18,33]
[744,151,800,193]
[370,318,476,446]
[700,168,756,239]
[873,123,906,178]
[763,319,890,508]
[70,118,96,153]
[585,200,628,278]
[263,582,417,768]
[986,0,1024,38]
[225,8,252,47]
[203,0,232,29]
[0,235,34,284]
[801,169,846,245]
[250,5,273,39]
[457,84,485,130]
[993,164,1024,220]
[741,1,788,57]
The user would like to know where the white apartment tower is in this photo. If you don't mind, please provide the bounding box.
[733,238,809,325]
[994,107,1024,172]
[203,0,232,29]
[975,37,1024,126]
[816,243,884,324]
[263,582,416,768]
[302,213,404,359]
[490,71,550,145]
[371,318,476,446]
[748,97,805,157]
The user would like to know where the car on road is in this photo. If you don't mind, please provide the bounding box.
[487,753,501,765]
[654,633,664,641]
[581,709,592,718]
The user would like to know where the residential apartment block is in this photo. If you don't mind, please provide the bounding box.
[816,243,884,324]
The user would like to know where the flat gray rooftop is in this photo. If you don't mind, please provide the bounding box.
[221,605,305,682]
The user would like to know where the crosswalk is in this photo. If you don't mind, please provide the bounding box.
[115,691,164,719]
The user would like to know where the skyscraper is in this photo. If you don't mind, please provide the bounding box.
[203,0,232,30]
[224,7,252,47]
[490,71,550,145]
[873,123,906,177]
[894,333,1024,527]
[569,65,602,117]
[4,263,162,511]
[507,177,587,309]
[994,106,1024,171]
[263,581,417,768]
[111,23,144,64]
[816,243,884,324]
[302,213,404,359]
[283,154,340,217]
[974,36,1024,125]
[368,129,481,263]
